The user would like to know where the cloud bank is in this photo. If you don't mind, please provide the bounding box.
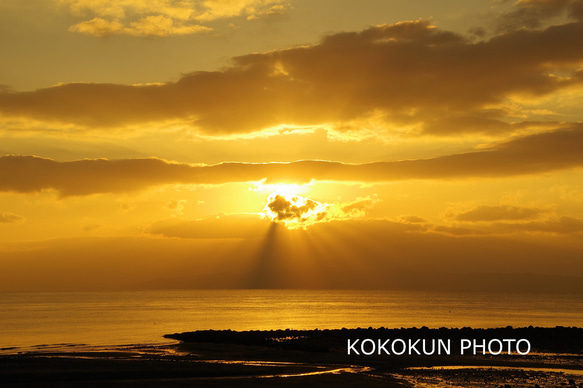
[3,218,583,292]
[450,205,548,222]
[0,212,24,223]
[2,5,583,135]
[1,126,583,195]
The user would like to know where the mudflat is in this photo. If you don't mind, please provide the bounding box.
[2,327,582,387]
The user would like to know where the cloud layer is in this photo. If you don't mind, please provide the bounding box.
[450,205,548,222]
[1,126,583,196]
[0,212,24,223]
[496,0,583,32]
[3,218,583,291]
[2,7,583,134]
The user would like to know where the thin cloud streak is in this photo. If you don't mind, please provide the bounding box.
[0,212,24,223]
[450,205,548,222]
[59,0,289,37]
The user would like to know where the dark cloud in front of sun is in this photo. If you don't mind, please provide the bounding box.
[264,194,326,224]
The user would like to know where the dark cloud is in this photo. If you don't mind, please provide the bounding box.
[571,0,583,19]
[0,212,24,223]
[265,194,323,222]
[452,205,547,222]
[490,216,583,234]
[0,84,13,93]
[1,15,583,136]
[2,126,583,195]
[399,215,429,224]
[496,0,583,32]
[341,197,377,215]
[440,211,583,235]
[432,224,485,236]
[83,223,102,232]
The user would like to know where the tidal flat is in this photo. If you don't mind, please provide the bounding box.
[1,327,582,387]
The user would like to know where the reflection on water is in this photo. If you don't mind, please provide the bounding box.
[408,365,583,376]
[399,365,583,387]
[187,360,372,379]
[1,289,582,350]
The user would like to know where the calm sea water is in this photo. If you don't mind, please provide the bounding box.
[1,290,582,352]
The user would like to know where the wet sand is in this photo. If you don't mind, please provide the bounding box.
[2,327,582,387]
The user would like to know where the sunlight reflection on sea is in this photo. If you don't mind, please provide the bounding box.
[1,290,582,351]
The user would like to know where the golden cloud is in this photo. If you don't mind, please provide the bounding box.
[69,16,212,37]
[59,0,289,37]
[260,194,376,228]
[0,212,24,223]
[1,126,583,196]
[486,216,583,234]
[2,15,583,134]
[450,205,548,222]
[496,0,583,32]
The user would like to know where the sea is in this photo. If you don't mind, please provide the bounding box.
[1,290,582,353]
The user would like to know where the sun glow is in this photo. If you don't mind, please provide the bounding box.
[257,183,305,197]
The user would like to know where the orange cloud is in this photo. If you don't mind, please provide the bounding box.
[259,194,375,228]
[0,212,24,223]
[496,0,583,32]
[450,205,548,222]
[486,216,583,235]
[2,126,583,195]
[2,16,583,135]
[69,16,212,37]
[398,215,429,224]
[263,194,327,226]
[60,0,288,37]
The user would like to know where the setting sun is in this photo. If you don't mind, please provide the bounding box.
[2,1,583,386]
[255,183,305,197]
[2,1,583,290]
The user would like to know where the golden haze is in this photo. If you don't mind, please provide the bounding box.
[1,0,583,292]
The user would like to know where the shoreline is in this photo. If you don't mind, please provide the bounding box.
[2,327,582,387]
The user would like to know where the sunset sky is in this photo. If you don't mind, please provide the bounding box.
[1,0,583,292]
